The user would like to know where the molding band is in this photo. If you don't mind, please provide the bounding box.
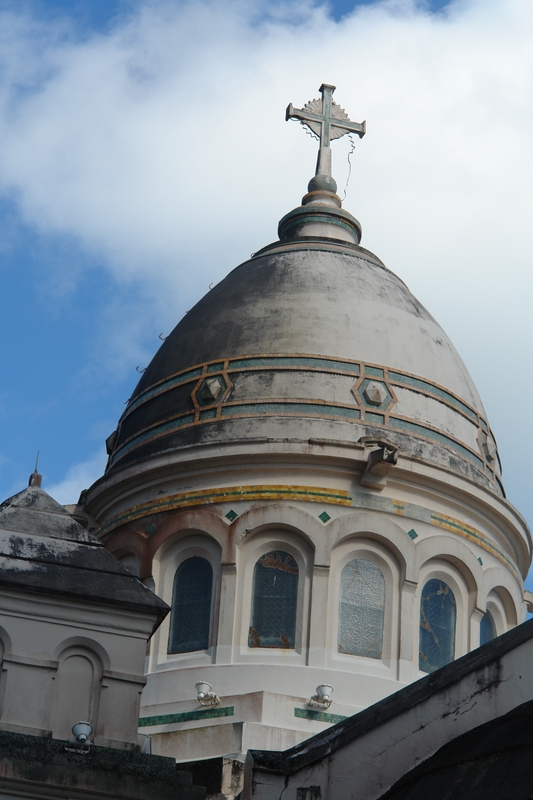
[97,485,519,579]
[294,708,347,724]
[139,706,234,728]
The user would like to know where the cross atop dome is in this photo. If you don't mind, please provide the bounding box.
[286,84,365,193]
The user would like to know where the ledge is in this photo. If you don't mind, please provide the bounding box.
[0,730,205,800]
[248,617,533,776]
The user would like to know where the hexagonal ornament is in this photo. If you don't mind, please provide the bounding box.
[363,381,387,407]
[198,376,225,404]
[481,433,497,463]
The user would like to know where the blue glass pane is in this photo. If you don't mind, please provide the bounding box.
[480,610,496,646]
[168,557,213,654]
[249,551,298,648]
[419,579,456,673]
[338,558,385,659]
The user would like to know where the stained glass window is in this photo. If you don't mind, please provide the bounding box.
[249,550,298,648]
[419,578,456,673]
[480,610,496,646]
[168,556,213,654]
[338,558,385,659]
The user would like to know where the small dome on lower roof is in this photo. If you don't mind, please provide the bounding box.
[107,233,501,494]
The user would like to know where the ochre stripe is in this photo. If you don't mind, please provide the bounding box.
[97,485,352,536]
[97,485,520,580]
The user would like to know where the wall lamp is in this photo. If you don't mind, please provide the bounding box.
[308,684,333,710]
[195,681,220,707]
[65,721,93,754]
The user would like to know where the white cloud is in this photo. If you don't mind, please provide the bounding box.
[46,448,107,504]
[0,0,532,522]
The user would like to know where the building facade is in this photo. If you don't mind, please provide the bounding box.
[77,85,530,768]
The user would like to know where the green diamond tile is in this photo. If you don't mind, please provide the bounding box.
[319,511,331,523]
[225,509,238,522]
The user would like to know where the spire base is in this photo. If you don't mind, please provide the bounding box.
[278,199,362,245]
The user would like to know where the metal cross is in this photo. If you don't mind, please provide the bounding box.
[286,84,365,181]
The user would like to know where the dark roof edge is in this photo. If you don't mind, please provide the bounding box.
[248,617,533,775]
[0,729,204,800]
[0,576,169,620]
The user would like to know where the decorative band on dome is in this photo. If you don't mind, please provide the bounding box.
[278,203,362,245]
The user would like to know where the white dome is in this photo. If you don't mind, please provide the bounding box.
[108,235,500,494]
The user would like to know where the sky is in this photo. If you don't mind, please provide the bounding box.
[0,0,532,581]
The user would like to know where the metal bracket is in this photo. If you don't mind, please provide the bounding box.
[359,438,399,490]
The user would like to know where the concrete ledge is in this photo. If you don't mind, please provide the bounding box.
[245,617,533,793]
[0,729,205,800]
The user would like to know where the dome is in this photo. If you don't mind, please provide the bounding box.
[107,231,501,494]
[85,86,529,774]
[102,83,502,495]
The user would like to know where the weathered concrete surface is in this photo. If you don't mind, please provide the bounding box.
[0,481,169,749]
[103,241,495,492]
[244,618,533,800]
[378,695,533,799]
[0,483,168,622]
[0,729,205,800]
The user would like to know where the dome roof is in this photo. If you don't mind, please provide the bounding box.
[106,231,501,494]
[104,85,501,494]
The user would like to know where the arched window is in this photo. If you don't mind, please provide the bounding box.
[168,556,213,654]
[419,578,456,673]
[480,610,496,646]
[248,550,298,649]
[338,558,385,659]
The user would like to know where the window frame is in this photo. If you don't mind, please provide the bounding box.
[168,555,215,655]
[416,560,471,674]
[152,533,221,667]
[236,530,312,662]
[328,539,401,672]
[418,577,457,673]
[248,549,300,650]
[337,556,387,660]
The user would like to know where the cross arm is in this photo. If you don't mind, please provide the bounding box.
[286,104,366,139]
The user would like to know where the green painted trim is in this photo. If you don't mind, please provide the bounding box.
[114,414,196,460]
[221,402,361,420]
[364,366,384,377]
[125,368,203,416]
[365,411,385,423]
[280,214,358,236]
[388,417,484,469]
[139,706,234,727]
[124,356,483,434]
[97,481,519,581]
[349,491,519,580]
[294,708,347,724]
[114,400,483,469]
[388,371,478,422]
[230,356,360,374]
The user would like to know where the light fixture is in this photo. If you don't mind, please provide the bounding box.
[195,681,220,707]
[308,684,333,710]
[64,721,93,754]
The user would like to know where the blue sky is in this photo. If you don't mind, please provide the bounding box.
[1,0,454,498]
[1,0,533,590]
[21,0,452,28]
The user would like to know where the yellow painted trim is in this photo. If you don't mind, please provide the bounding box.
[97,484,520,581]
[97,484,352,537]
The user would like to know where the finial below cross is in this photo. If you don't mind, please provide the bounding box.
[286,84,365,188]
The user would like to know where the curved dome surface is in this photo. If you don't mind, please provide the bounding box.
[107,235,501,494]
